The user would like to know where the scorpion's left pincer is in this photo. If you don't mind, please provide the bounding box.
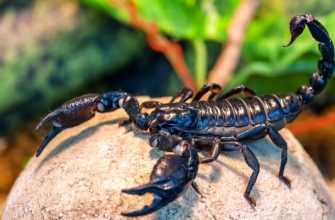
[35,92,130,157]
[35,94,103,157]
[121,146,199,217]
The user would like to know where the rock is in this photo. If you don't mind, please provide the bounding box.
[3,97,335,219]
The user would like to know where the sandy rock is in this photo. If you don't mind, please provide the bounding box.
[3,97,335,219]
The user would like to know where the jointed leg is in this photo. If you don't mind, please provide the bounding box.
[140,101,161,110]
[170,87,193,103]
[236,124,291,187]
[192,83,222,101]
[221,141,260,207]
[217,85,256,100]
[267,127,290,187]
[141,87,193,110]
[192,137,221,163]
[240,144,260,206]
[191,181,203,196]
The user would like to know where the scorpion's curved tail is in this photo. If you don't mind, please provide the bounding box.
[286,14,334,106]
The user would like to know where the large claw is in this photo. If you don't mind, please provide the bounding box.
[121,149,199,217]
[36,94,102,131]
[35,91,143,157]
[35,94,102,157]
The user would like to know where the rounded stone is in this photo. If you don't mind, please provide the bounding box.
[3,97,335,219]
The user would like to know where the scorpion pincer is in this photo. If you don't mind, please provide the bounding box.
[35,14,334,216]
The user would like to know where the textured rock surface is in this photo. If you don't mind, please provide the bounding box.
[3,97,335,219]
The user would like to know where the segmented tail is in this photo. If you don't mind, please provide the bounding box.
[286,14,334,105]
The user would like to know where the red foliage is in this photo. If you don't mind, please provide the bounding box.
[288,111,335,135]
[109,0,197,92]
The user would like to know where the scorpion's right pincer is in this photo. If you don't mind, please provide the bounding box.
[121,141,199,217]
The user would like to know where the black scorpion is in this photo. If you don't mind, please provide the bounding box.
[35,15,334,216]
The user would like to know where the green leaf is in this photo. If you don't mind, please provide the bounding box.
[81,0,241,41]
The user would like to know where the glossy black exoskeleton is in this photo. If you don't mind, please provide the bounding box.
[35,14,334,216]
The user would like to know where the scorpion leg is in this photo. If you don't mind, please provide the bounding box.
[267,127,291,187]
[141,101,161,110]
[217,85,256,100]
[192,83,222,101]
[140,87,193,110]
[121,140,199,217]
[192,137,221,163]
[191,181,203,196]
[150,134,220,164]
[236,124,291,186]
[240,144,260,207]
[170,87,194,103]
[222,141,260,207]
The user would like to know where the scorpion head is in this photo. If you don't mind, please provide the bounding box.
[147,103,197,134]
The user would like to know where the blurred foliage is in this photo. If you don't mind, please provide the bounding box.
[0,0,146,134]
[80,0,242,88]
[0,0,33,11]
[257,0,335,21]
[81,0,241,41]
[81,0,335,98]
[283,0,334,16]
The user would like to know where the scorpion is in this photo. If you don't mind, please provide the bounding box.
[35,14,334,217]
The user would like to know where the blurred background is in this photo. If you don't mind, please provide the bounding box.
[1,0,335,214]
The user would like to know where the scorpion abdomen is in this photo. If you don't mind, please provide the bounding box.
[259,93,302,129]
[190,92,302,136]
